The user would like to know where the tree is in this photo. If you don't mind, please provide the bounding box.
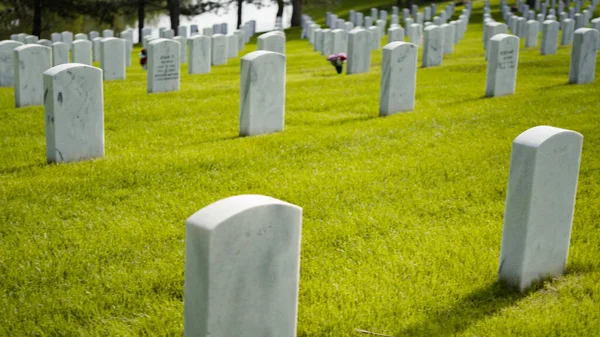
[291,0,301,26]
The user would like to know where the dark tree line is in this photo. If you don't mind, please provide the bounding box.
[0,0,304,39]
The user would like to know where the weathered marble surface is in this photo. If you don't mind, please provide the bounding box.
[422,25,443,67]
[368,26,380,50]
[147,38,180,93]
[75,33,87,41]
[499,126,583,292]
[188,35,211,75]
[258,31,286,54]
[184,195,302,337]
[102,29,114,38]
[441,23,454,54]
[72,40,92,65]
[211,34,228,65]
[100,37,126,80]
[569,28,599,84]
[25,35,38,44]
[388,26,405,43]
[226,34,238,58]
[14,44,52,107]
[347,28,372,74]
[0,40,23,87]
[52,42,69,66]
[331,29,348,54]
[525,20,540,47]
[561,18,575,45]
[486,34,519,97]
[380,42,418,116]
[540,20,559,55]
[239,51,285,137]
[173,36,187,64]
[92,37,102,62]
[43,63,104,163]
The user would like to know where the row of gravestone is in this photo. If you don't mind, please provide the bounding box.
[180,122,584,335]
[489,0,600,50]
[21,47,284,163]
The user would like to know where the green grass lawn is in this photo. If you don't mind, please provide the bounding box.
[1,0,600,335]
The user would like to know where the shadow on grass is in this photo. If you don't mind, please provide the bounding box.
[295,114,378,127]
[394,281,527,337]
[441,95,490,107]
[0,162,47,175]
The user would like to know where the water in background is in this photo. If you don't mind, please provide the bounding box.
[132,2,293,42]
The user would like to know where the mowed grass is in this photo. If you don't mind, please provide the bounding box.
[1,0,600,335]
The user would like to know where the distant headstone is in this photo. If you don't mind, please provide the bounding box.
[147,38,180,93]
[212,24,221,35]
[347,28,372,74]
[102,29,114,38]
[211,34,228,65]
[422,25,443,67]
[43,64,104,163]
[314,29,324,52]
[178,25,187,38]
[569,28,599,84]
[75,33,88,40]
[100,37,126,80]
[408,23,422,46]
[561,18,575,45]
[525,20,540,47]
[89,31,99,40]
[25,35,38,44]
[331,29,348,53]
[592,18,600,49]
[163,29,175,39]
[120,30,133,67]
[174,36,187,64]
[72,40,92,65]
[188,35,211,75]
[52,42,69,66]
[380,42,418,116]
[441,23,454,54]
[235,30,244,51]
[365,16,373,28]
[35,39,50,48]
[541,20,559,55]
[239,51,285,137]
[221,23,228,35]
[141,28,152,45]
[14,44,52,107]
[184,195,302,337]
[92,37,102,62]
[322,29,332,55]
[227,34,238,58]
[388,26,405,43]
[368,26,381,50]
[0,41,23,87]
[356,13,364,27]
[485,22,508,51]
[202,27,213,37]
[17,33,27,43]
[499,126,583,292]
[258,31,286,54]
[486,34,519,97]
[61,31,73,48]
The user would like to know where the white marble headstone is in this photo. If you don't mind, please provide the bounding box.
[100,37,126,80]
[61,31,73,49]
[408,23,422,46]
[173,36,187,64]
[75,33,88,41]
[368,26,381,50]
[211,34,228,65]
[188,35,211,75]
[227,34,238,58]
[184,195,302,337]
[388,26,405,43]
[441,23,454,54]
[0,40,23,87]
[380,42,418,116]
[147,38,180,93]
[525,20,540,47]
[25,35,38,44]
[561,18,575,45]
[43,63,104,163]
[102,29,114,38]
[423,25,443,67]
[52,42,69,66]
[37,39,51,47]
[541,20,559,55]
[92,37,102,62]
[72,40,92,65]
[499,126,583,292]
[347,28,372,74]
[331,29,348,54]
[486,34,519,97]
[14,44,52,107]
[569,28,599,84]
[257,31,286,54]
[239,51,285,137]
[203,27,213,37]
[322,29,333,55]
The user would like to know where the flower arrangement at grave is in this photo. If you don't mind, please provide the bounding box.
[140,48,147,70]
[327,53,347,74]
